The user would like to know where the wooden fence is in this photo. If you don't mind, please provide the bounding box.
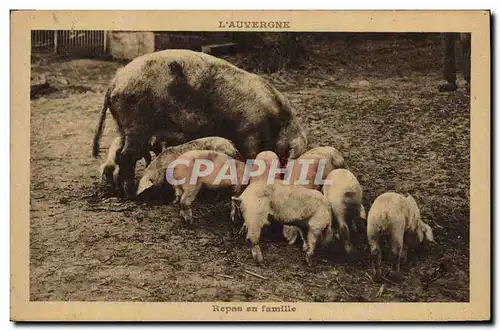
[31,30,107,57]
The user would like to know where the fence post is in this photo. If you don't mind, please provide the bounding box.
[53,30,58,54]
[103,30,108,55]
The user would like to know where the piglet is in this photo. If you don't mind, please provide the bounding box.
[367,192,435,283]
[136,137,239,196]
[322,169,366,255]
[170,150,246,225]
[232,179,334,267]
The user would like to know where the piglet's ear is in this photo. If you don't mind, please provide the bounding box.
[423,223,435,243]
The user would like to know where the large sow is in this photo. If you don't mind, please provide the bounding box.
[92,49,307,197]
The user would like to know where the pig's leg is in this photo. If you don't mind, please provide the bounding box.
[334,208,354,255]
[230,203,236,223]
[100,136,123,191]
[238,223,247,235]
[172,185,183,204]
[179,184,200,225]
[401,244,408,264]
[112,166,121,191]
[350,220,358,233]
[305,212,330,266]
[367,230,382,283]
[298,227,308,252]
[149,136,163,156]
[119,135,147,199]
[349,207,358,233]
[142,150,152,167]
[230,199,240,223]
[389,230,404,283]
[100,163,116,187]
[245,214,266,265]
[283,225,298,245]
[305,227,321,267]
[401,232,410,264]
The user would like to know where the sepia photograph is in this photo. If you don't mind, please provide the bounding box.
[11,10,490,321]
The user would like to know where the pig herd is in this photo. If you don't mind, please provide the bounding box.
[93,49,435,283]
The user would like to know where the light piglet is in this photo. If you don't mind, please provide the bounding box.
[322,169,366,255]
[170,150,246,225]
[232,180,334,267]
[136,137,239,196]
[367,192,435,283]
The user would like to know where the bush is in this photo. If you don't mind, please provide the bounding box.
[234,33,307,73]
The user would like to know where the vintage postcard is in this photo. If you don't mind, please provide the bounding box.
[11,10,490,321]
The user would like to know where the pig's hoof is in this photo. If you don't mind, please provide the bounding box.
[305,256,315,268]
[255,259,266,267]
[306,261,316,268]
[401,252,408,264]
[179,214,193,228]
[101,185,115,196]
[388,271,404,283]
[344,244,354,255]
[123,182,137,199]
[283,227,298,245]
[372,273,382,283]
[438,82,458,92]
[344,250,358,262]
[184,223,196,231]
[286,234,297,245]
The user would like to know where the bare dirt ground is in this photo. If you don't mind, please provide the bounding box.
[30,38,470,302]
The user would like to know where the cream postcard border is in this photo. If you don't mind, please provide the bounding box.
[10,10,490,321]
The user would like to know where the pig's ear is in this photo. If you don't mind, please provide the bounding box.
[168,61,184,77]
[136,178,153,195]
